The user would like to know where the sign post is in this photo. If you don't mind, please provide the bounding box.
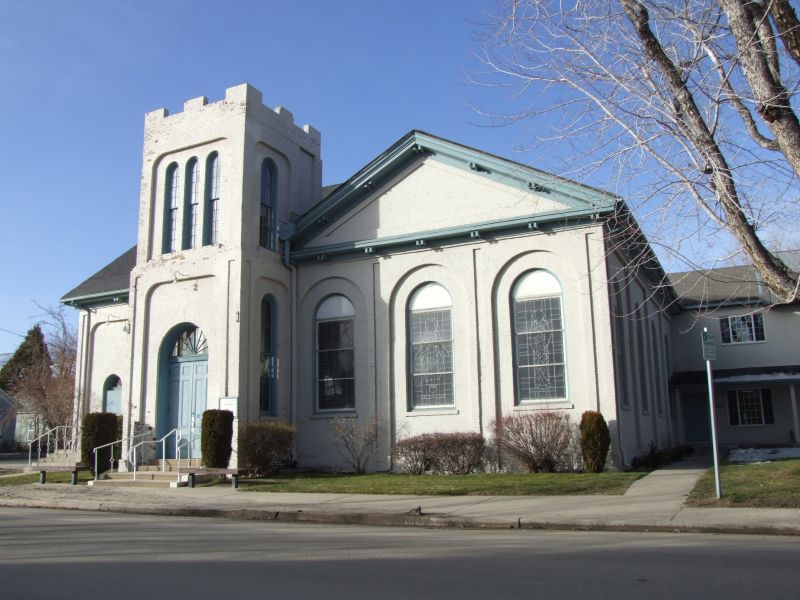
[702,327,723,499]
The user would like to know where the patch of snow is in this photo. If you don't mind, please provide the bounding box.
[728,447,800,463]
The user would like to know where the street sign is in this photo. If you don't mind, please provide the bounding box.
[702,329,717,361]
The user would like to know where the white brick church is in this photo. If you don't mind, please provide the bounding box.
[62,84,800,471]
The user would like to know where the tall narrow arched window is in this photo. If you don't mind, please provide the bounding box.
[203,152,220,246]
[260,159,277,250]
[102,375,122,415]
[183,158,200,249]
[316,295,355,411]
[163,163,180,254]
[651,322,664,416]
[512,270,566,403]
[408,283,454,409]
[635,303,649,414]
[260,295,277,415]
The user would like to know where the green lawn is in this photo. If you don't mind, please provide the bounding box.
[688,459,800,508]
[0,471,94,486]
[236,471,643,496]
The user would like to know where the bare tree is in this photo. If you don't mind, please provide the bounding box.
[2,305,77,430]
[330,416,379,473]
[478,0,800,303]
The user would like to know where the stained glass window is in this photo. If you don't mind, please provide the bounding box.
[408,283,454,408]
[164,163,180,254]
[720,314,765,344]
[316,295,355,411]
[260,159,277,250]
[512,271,566,402]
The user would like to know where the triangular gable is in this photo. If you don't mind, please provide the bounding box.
[290,131,617,254]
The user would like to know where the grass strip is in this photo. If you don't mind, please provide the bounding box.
[236,471,643,496]
[687,459,800,508]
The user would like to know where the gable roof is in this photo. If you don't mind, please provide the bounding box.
[61,245,136,306]
[289,130,618,250]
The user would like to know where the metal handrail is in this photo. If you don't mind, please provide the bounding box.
[92,431,153,480]
[129,429,180,481]
[27,425,81,467]
[175,433,202,473]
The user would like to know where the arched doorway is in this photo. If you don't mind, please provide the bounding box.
[102,375,123,415]
[157,325,208,458]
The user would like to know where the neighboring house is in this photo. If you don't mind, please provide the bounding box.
[669,263,800,448]
[61,83,795,473]
[0,388,16,450]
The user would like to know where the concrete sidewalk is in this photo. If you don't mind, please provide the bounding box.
[1,455,798,535]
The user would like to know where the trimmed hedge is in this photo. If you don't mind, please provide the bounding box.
[201,410,234,468]
[394,432,485,475]
[238,421,295,476]
[81,412,119,474]
[579,411,611,473]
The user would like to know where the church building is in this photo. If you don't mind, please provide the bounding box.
[64,84,795,472]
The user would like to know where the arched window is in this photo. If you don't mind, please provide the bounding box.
[651,322,664,416]
[408,283,454,409]
[203,152,220,246]
[163,163,180,254]
[183,158,200,249]
[635,303,649,414]
[260,295,277,415]
[102,375,122,415]
[511,270,566,402]
[316,295,355,411]
[260,159,277,250]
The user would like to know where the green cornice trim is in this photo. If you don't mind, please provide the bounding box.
[291,207,609,263]
[292,131,618,248]
[61,289,130,309]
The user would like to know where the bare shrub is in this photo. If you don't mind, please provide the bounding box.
[393,434,435,475]
[429,433,485,475]
[331,416,378,474]
[394,432,485,475]
[492,412,573,473]
[238,422,295,477]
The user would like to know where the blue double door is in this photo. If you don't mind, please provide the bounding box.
[166,358,207,458]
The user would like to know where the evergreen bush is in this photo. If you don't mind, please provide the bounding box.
[238,421,295,476]
[201,410,234,468]
[579,411,611,473]
[81,412,119,474]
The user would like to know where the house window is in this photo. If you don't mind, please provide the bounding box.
[260,159,277,250]
[260,295,277,415]
[204,152,220,246]
[183,158,200,249]
[727,389,774,426]
[512,270,566,402]
[408,283,454,409]
[163,163,180,254]
[720,313,765,344]
[316,295,355,411]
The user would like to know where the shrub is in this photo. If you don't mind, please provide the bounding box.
[579,411,611,473]
[331,416,378,473]
[631,442,694,470]
[238,421,295,477]
[393,434,435,475]
[492,412,573,473]
[81,412,119,474]
[393,432,486,475]
[201,410,233,468]
[429,432,485,475]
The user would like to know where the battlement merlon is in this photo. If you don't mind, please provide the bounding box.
[143,83,321,147]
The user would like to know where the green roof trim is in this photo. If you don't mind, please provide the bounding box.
[291,131,618,248]
[291,208,609,262]
[61,289,129,309]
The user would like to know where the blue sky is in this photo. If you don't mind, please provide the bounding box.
[1,0,531,353]
[1,1,777,355]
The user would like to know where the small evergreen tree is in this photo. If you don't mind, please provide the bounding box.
[0,325,50,392]
[579,411,611,473]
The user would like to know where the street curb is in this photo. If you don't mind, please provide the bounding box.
[1,498,799,537]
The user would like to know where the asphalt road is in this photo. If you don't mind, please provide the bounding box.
[1,507,798,600]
